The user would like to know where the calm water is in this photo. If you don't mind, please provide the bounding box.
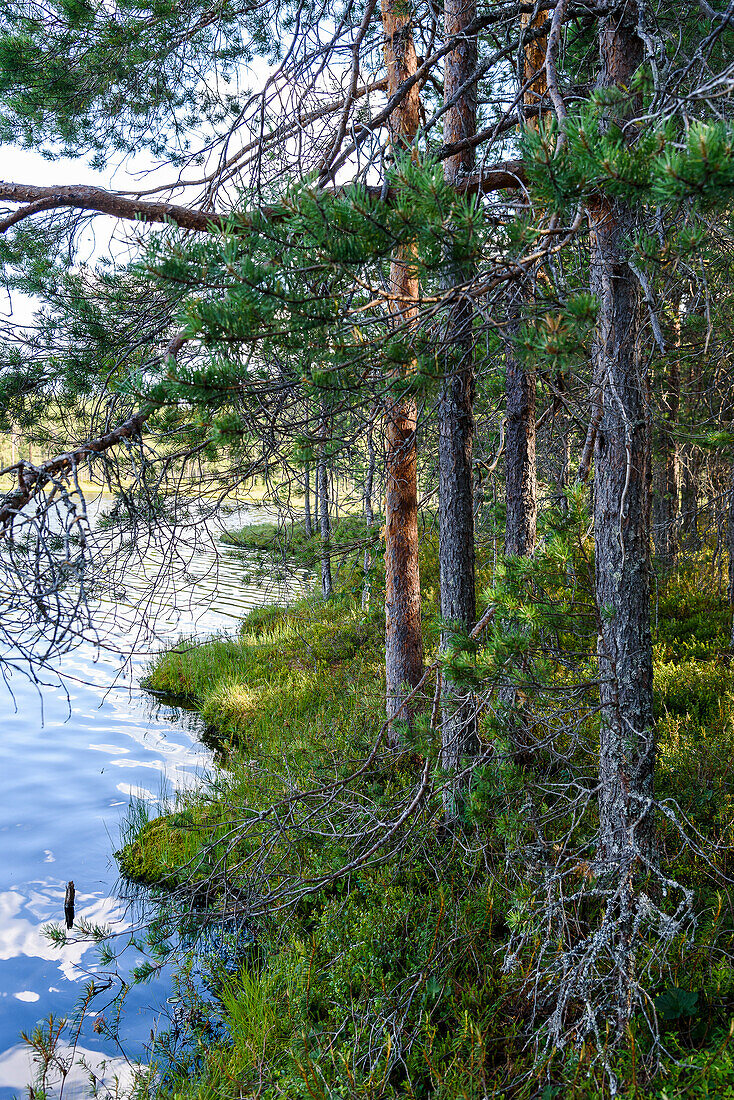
[0,500,304,1098]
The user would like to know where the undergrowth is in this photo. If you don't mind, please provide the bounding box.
[108,543,734,1100]
[221,514,383,569]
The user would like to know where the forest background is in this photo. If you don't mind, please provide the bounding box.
[2,0,734,1095]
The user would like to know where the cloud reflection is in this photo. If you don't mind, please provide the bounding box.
[0,1041,137,1098]
[0,890,129,983]
[115,783,156,801]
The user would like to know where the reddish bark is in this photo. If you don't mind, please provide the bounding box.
[382,0,424,732]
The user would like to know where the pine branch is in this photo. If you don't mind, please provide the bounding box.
[0,160,528,238]
[0,408,151,532]
[0,182,228,233]
[0,332,187,531]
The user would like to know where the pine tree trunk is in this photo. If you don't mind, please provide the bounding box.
[504,11,543,557]
[362,420,376,610]
[592,195,654,863]
[504,310,537,557]
[384,374,422,729]
[382,0,424,733]
[304,461,313,538]
[318,409,333,599]
[438,0,479,813]
[652,429,680,567]
[680,444,700,548]
[499,308,537,763]
[549,372,571,509]
[591,6,655,901]
[652,332,680,567]
[498,17,542,764]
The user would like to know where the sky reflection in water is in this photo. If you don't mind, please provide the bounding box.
[0,501,304,1097]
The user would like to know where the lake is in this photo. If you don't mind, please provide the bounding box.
[0,498,303,1099]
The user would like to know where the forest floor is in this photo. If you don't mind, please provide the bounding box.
[118,523,734,1099]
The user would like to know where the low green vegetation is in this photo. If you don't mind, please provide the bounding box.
[114,537,734,1100]
[221,513,383,568]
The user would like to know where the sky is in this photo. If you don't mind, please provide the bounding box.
[0,143,176,326]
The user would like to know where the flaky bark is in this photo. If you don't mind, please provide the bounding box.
[439,0,479,811]
[384,359,423,728]
[382,0,424,732]
[592,195,654,863]
[591,7,655,889]
[520,8,549,124]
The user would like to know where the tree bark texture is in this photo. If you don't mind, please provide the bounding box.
[318,409,333,599]
[362,420,376,610]
[652,329,681,565]
[591,9,655,881]
[551,371,572,509]
[500,303,537,763]
[680,444,700,547]
[382,0,424,732]
[502,12,544,558]
[497,14,544,763]
[652,398,680,565]
[439,0,479,806]
[520,9,548,125]
[304,461,313,538]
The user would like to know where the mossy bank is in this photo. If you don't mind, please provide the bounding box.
[118,538,734,1100]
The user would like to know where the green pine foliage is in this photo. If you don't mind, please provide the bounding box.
[523,107,734,214]
[0,0,261,155]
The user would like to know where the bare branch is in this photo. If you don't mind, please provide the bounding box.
[0,332,188,531]
[0,182,231,233]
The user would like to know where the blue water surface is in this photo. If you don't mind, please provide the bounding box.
[0,499,303,1098]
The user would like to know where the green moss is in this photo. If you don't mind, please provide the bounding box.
[116,816,193,888]
[115,795,237,895]
[118,563,734,1100]
[144,594,386,763]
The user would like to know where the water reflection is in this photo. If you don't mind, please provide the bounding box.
[0,889,128,981]
[0,1042,134,1100]
[0,496,308,1097]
